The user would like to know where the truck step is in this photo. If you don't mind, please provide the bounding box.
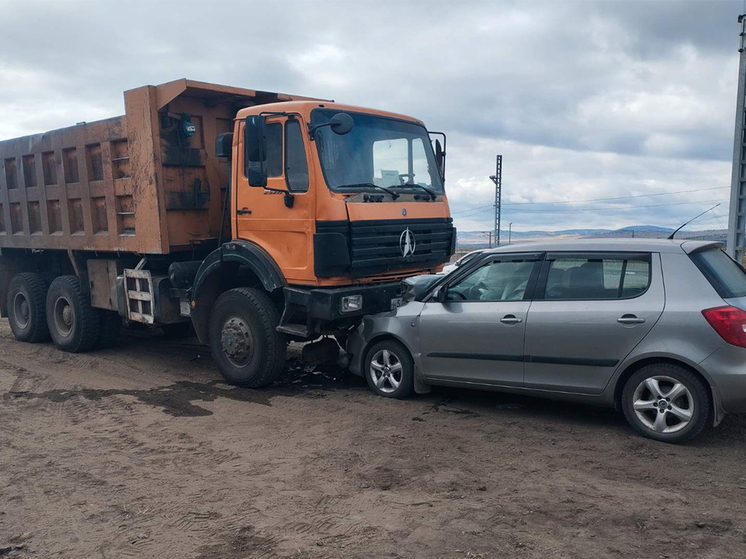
[277,324,310,337]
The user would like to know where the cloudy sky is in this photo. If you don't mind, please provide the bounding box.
[0,0,741,233]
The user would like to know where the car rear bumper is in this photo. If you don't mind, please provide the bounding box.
[699,344,746,414]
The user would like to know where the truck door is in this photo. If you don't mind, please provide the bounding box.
[236,116,314,283]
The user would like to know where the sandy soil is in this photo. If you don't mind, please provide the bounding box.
[0,321,745,559]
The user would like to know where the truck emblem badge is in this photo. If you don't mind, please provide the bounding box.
[402,208,407,216]
[400,228,416,257]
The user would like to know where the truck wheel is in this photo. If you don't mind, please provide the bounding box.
[46,275,100,353]
[208,288,286,387]
[7,272,50,343]
[364,339,414,399]
[96,310,122,349]
[621,363,711,443]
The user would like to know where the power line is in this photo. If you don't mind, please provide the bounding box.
[450,185,729,216]
[457,198,729,217]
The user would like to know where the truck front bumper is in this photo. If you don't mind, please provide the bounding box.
[281,282,403,336]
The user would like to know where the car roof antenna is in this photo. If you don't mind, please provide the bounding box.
[667,203,721,240]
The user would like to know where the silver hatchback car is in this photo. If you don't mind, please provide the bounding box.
[347,239,746,443]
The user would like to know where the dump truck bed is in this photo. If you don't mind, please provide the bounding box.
[0,79,315,254]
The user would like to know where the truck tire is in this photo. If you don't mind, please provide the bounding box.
[7,272,51,343]
[208,288,286,388]
[46,275,100,353]
[96,310,122,349]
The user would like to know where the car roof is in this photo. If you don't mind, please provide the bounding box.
[479,238,724,255]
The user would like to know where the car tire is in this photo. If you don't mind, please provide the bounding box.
[96,310,122,349]
[7,272,51,343]
[46,275,100,353]
[208,288,286,388]
[364,339,414,399]
[621,363,711,443]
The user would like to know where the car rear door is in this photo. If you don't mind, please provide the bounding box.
[418,252,542,387]
[523,251,664,394]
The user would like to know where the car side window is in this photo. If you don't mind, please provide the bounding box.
[445,260,535,302]
[544,255,650,300]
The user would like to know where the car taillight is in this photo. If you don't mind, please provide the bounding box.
[701,306,746,348]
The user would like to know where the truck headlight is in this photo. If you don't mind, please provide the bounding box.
[340,294,363,313]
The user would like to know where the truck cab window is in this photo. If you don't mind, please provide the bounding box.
[373,138,408,187]
[312,109,444,193]
[285,120,309,192]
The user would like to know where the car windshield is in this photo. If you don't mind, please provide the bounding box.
[312,109,443,193]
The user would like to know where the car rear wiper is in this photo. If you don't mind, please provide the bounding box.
[400,182,437,201]
[341,183,400,200]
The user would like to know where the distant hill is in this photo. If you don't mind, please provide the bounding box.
[457,226,725,249]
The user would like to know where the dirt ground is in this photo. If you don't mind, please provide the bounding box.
[1,322,745,559]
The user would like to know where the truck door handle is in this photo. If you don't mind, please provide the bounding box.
[500,314,523,325]
[236,208,252,215]
[617,314,645,325]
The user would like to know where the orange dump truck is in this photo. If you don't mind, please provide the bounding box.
[0,79,455,386]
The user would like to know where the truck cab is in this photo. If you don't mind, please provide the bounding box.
[197,101,453,342]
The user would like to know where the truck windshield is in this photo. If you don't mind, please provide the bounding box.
[312,109,444,194]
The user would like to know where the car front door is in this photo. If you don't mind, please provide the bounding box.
[523,251,664,394]
[418,253,542,387]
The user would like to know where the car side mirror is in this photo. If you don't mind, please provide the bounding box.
[431,286,445,302]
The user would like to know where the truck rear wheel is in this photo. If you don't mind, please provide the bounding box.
[46,275,100,353]
[7,272,50,343]
[208,288,286,388]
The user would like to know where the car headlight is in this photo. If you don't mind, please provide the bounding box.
[340,294,363,313]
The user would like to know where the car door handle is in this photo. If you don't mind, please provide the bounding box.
[500,314,523,325]
[617,314,645,325]
[236,208,252,215]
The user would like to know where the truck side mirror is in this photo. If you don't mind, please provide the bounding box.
[245,116,266,163]
[434,139,445,182]
[248,168,267,188]
[245,116,267,187]
[329,112,354,135]
[215,133,233,158]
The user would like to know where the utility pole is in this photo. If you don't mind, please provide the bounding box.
[489,155,502,247]
[508,222,513,245]
[727,14,746,262]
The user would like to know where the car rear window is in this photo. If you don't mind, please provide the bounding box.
[690,248,746,298]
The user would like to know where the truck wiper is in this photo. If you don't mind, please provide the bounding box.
[400,182,437,201]
[342,183,400,200]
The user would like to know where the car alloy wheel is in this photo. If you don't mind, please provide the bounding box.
[632,375,694,434]
[369,349,403,394]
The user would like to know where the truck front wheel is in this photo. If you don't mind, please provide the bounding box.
[7,272,51,343]
[46,276,100,353]
[208,288,286,388]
